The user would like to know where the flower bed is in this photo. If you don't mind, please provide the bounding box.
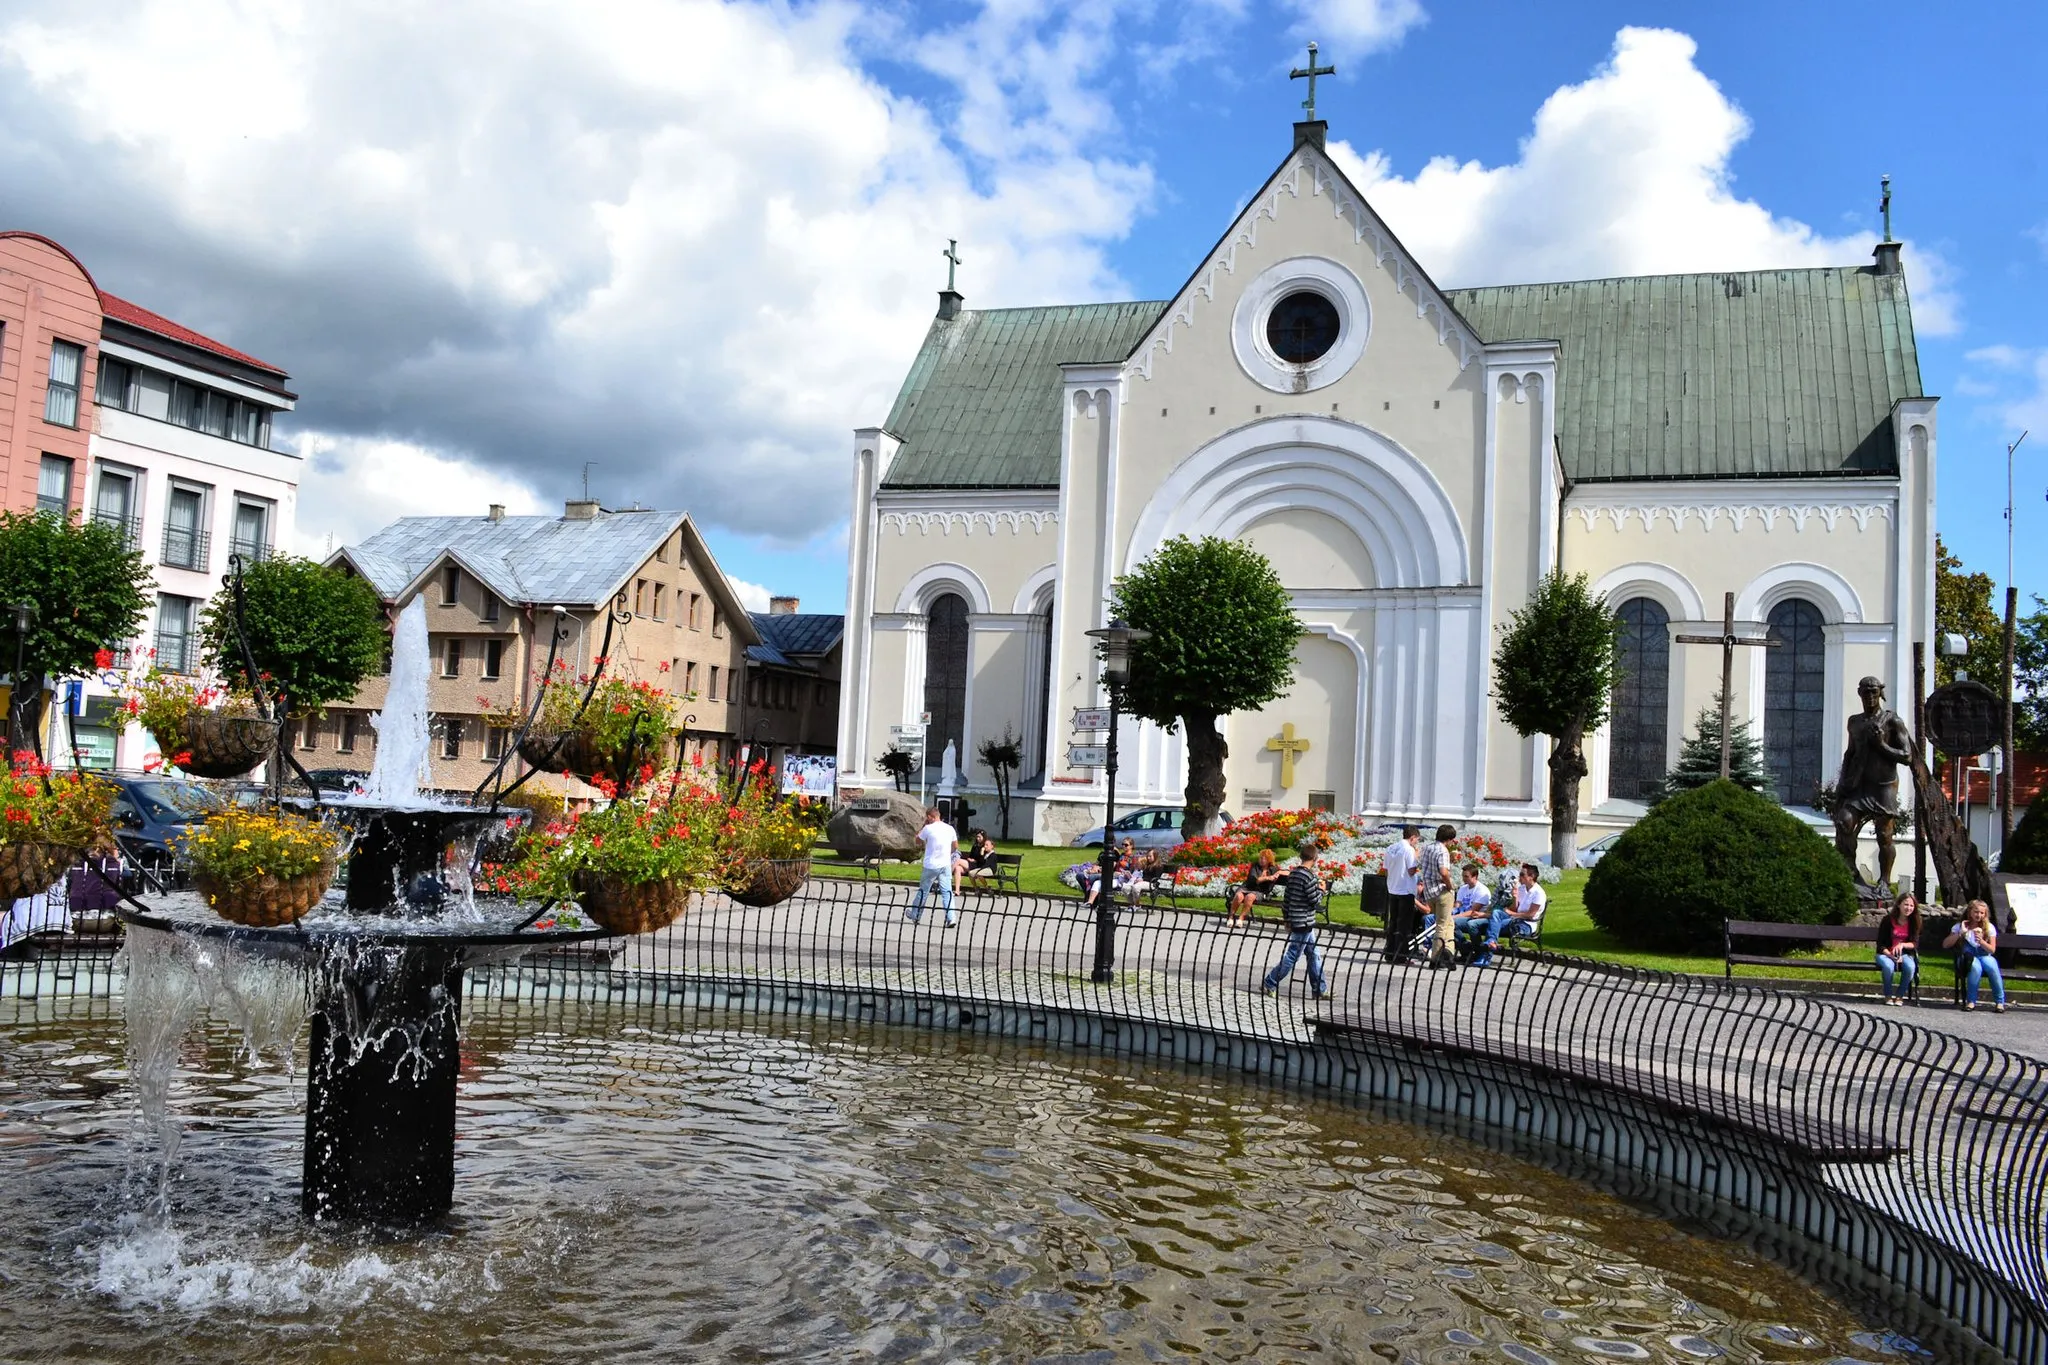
[1059,808,1553,899]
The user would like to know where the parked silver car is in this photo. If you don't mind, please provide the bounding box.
[1072,806,1230,851]
[1576,832,1623,868]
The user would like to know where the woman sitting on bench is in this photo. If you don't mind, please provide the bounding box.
[1230,849,1283,927]
[955,828,1001,891]
[1874,893,1921,1005]
[1945,899,2008,1013]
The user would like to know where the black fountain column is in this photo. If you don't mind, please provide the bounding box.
[302,941,467,1226]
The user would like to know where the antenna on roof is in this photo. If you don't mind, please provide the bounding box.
[582,461,596,500]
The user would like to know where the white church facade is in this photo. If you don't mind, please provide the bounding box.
[836,119,1937,848]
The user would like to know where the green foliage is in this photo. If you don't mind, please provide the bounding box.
[2012,595,2048,751]
[1658,691,1768,801]
[878,746,916,793]
[1111,535,1301,728]
[1585,780,1856,952]
[0,511,151,702]
[1492,573,1624,742]
[1935,536,2004,690]
[977,725,1024,839]
[201,556,387,712]
[2004,790,2048,875]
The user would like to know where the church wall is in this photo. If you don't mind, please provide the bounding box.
[1483,374,1547,802]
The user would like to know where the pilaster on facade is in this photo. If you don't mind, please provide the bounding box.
[838,426,898,788]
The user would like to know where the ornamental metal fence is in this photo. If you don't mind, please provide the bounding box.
[6,872,2046,1358]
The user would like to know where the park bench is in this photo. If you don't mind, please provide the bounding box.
[810,853,887,881]
[963,853,1022,894]
[1307,1011,1904,1165]
[1943,931,2048,1004]
[1722,921,1909,996]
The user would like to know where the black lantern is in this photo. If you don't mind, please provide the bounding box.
[1084,618,1151,984]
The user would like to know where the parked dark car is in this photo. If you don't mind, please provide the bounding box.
[300,768,371,796]
[107,775,220,879]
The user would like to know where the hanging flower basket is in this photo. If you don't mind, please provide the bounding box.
[0,841,81,902]
[723,858,811,908]
[517,729,609,781]
[572,871,689,935]
[196,860,338,928]
[171,714,282,780]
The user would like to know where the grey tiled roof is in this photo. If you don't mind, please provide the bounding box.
[1447,265,1923,481]
[873,265,1923,489]
[751,611,843,658]
[339,510,684,607]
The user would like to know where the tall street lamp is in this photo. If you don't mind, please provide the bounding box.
[8,602,34,759]
[1086,618,1150,985]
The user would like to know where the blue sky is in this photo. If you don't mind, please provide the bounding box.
[3,0,2041,617]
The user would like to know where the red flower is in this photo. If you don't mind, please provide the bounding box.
[93,648,114,670]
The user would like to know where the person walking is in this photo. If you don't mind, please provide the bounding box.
[1415,824,1459,969]
[905,807,960,928]
[1381,825,1421,964]
[1261,837,1331,999]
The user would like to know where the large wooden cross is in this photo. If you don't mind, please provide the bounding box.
[1289,42,1335,122]
[1673,591,1781,779]
[1266,722,1312,789]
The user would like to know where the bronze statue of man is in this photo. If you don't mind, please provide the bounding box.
[1834,675,1913,890]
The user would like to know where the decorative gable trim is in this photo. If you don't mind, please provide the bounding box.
[1123,149,1482,389]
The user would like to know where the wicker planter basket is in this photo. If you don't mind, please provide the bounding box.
[167,714,282,780]
[572,872,689,935]
[0,842,81,902]
[517,729,610,781]
[196,860,337,928]
[724,859,811,908]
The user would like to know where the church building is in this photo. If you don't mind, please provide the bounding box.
[835,114,1937,848]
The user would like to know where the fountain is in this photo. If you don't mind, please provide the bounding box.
[116,599,605,1228]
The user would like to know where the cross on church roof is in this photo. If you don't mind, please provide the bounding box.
[1290,42,1335,123]
[942,239,962,292]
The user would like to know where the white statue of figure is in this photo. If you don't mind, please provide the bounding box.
[937,739,959,797]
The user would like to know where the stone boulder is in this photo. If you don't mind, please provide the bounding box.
[826,789,927,860]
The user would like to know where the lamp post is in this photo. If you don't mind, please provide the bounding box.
[8,602,33,759]
[1086,618,1150,985]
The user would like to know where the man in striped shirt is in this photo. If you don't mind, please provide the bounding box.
[1260,837,1331,999]
[1415,823,1459,966]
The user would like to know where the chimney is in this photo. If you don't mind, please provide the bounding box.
[769,595,799,615]
[563,499,600,521]
[936,288,964,321]
[487,503,505,522]
[1293,120,1327,152]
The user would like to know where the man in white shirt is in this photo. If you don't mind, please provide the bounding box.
[1380,825,1421,964]
[906,808,960,928]
[1476,862,1547,965]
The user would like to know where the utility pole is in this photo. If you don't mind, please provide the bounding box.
[2004,430,2028,847]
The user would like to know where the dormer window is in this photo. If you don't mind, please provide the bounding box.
[441,566,460,605]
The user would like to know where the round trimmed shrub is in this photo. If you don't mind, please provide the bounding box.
[2003,792,2048,875]
[1585,779,1856,954]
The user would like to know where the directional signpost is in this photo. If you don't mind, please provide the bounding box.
[1072,707,1112,733]
[889,722,928,803]
[1068,744,1109,768]
[1068,707,1112,770]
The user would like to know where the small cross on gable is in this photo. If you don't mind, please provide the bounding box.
[1289,42,1336,123]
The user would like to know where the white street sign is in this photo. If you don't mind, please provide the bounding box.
[1068,744,1108,768]
[1071,707,1112,732]
[889,724,926,743]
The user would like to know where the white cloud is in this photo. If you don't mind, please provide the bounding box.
[725,577,774,613]
[1279,0,1425,55]
[1967,347,2048,434]
[285,434,545,559]
[1325,26,1961,334]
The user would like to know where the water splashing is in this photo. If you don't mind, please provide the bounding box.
[363,598,433,808]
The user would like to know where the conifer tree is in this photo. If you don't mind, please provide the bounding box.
[1657,691,1768,802]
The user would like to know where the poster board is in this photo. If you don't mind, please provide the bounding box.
[781,753,836,798]
[1992,874,2048,937]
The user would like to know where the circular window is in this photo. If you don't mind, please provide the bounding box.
[1265,290,1341,364]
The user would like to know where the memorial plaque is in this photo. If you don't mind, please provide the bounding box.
[850,798,893,815]
[1923,679,2004,757]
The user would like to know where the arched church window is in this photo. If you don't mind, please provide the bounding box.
[923,592,970,768]
[1763,598,1826,805]
[1609,597,1670,801]
[1266,291,1341,363]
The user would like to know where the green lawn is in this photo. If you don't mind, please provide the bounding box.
[813,843,2035,996]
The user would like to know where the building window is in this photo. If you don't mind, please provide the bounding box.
[36,455,72,517]
[655,537,669,564]
[93,468,141,547]
[440,565,460,606]
[230,499,273,562]
[634,578,648,615]
[170,380,233,437]
[441,637,463,677]
[44,340,83,427]
[684,661,698,694]
[482,638,503,681]
[162,484,209,571]
[481,593,500,623]
[923,592,970,767]
[1609,597,1671,802]
[155,595,199,674]
[652,583,666,620]
[441,718,464,761]
[689,593,702,630]
[297,712,320,751]
[337,712,362,753]
[97,356,133,412]
[1764,599,1827,806]
[712,608,725,639]
[708,665,721,701]
[485,725,509,761]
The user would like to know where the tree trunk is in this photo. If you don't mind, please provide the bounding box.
[10,671,47,764]
[1182,711,1228,838]
[1547,719,1589,869]
[1908,746,1993,907]
[995,766,1012,840]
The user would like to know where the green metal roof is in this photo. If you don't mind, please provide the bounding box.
[877,264,1922,489]
[1448,265,1922,481]
[881,302,1166,488]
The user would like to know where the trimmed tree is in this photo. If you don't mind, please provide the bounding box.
[1111,535,1301,838]
[877,745,916,794]
[1493,572,1624,868]
[1586,779,1856,953]
[2005,790,2048,875]
[1658,690,1767,801]
[199,556,388,718]
[0,511,152,752]
[977,726,1023,840]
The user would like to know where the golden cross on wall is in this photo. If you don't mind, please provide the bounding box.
[1266,723,1312,789]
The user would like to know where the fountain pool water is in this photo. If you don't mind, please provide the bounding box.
[0,1000,1929,1363]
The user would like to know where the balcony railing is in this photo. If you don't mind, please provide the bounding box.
[92,510,143,549]
[228,538,274,565]
[153,633,198,675]
[160,525,211,573]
